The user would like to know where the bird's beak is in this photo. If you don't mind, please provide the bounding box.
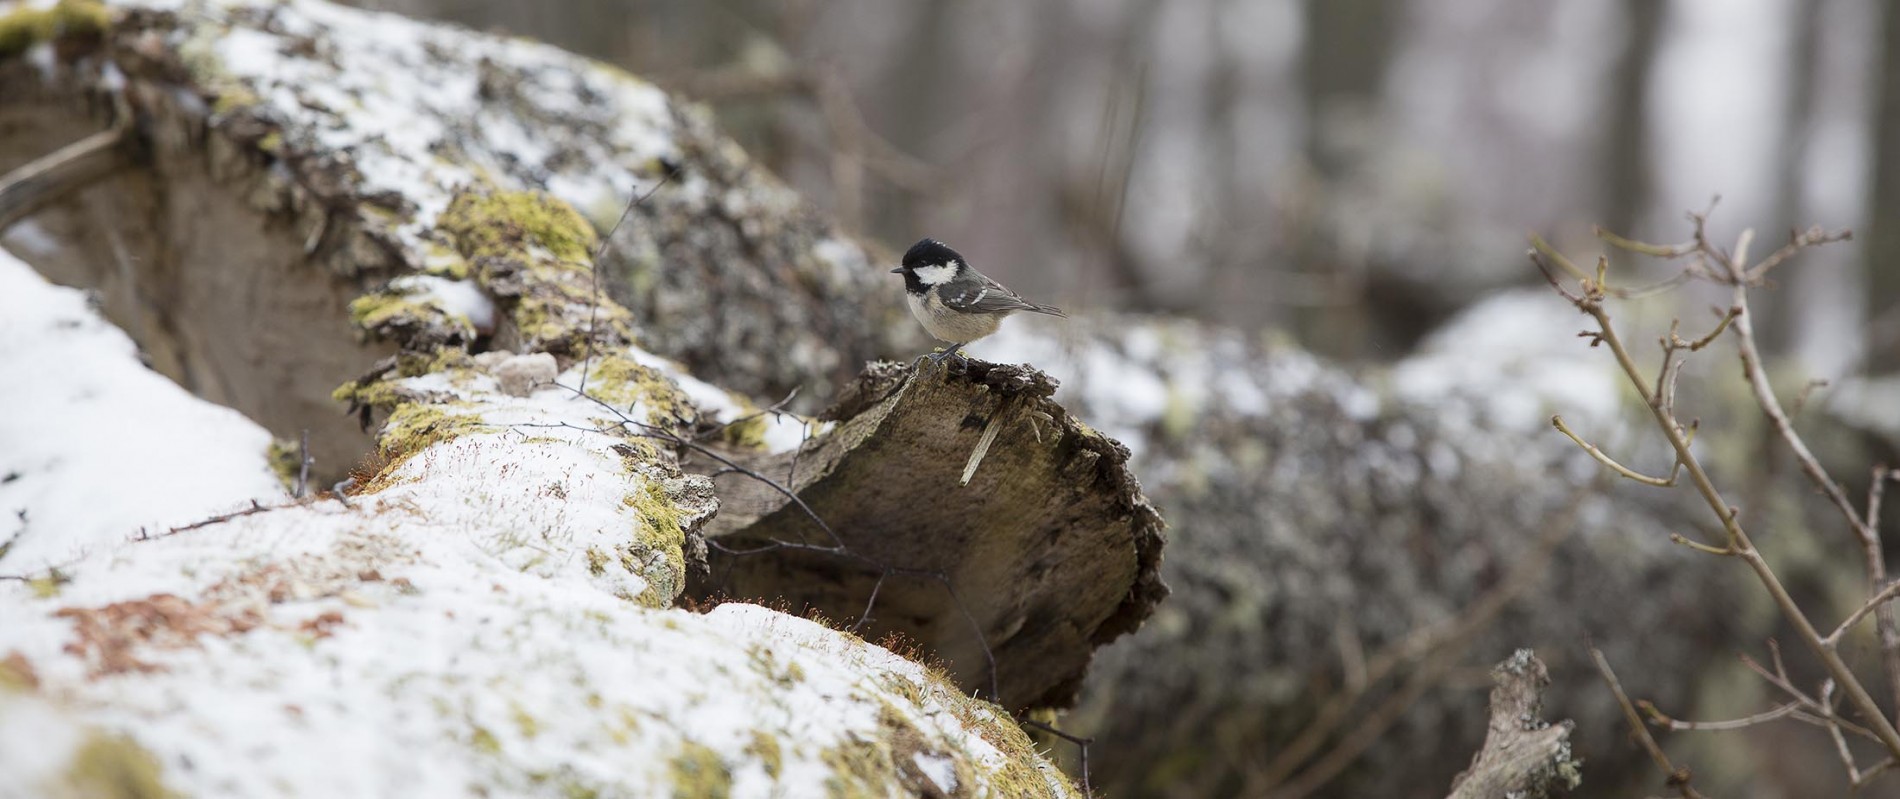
[889,266,904,273]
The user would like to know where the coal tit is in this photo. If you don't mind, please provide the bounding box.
[890,238,1066,363]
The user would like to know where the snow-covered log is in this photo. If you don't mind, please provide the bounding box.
[0,0,1161,795]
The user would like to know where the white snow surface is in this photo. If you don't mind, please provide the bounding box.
[0,493,1045,796]
[625,346,825,454]
[128,0,683,256]
[388,275,498,335]
[1394,289,1625,431]
[0,249,285,574]
[969,319,1324,457]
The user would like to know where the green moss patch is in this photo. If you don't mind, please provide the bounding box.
[434,188,635,356]
[587,355,696,430]
[0,0,109,60]
[266,438,302,492]
[746,732,783,781]
[821,704,978,799]
[625,478,688,608]
[346,286,481,349]
[439,190,599,265]
[63,733,174,799]
[872,669,1078,798]
[718,414,771,450]
[668,741,732,799]
[379,404,488,459]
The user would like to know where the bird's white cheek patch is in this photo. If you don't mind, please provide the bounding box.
[912,262,958,286]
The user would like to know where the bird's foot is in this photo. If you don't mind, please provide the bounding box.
[922,346,968,369]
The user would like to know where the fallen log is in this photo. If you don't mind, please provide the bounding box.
[0,0,1164,794]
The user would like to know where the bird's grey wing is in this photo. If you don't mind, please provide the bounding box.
[939,272,1061,315]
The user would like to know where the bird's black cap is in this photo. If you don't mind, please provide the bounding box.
[900,238,963,270]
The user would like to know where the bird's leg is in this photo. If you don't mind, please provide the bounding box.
[927,343,966,367]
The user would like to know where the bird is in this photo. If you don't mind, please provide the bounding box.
[890,238,1066,364]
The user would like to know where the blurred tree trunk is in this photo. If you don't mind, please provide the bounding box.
[860,0,952,237]
[1761,0,1825,352]
[1600,0,1664,240]
[1294,0,1393,359]
[1300,0,1391,177]
[1868,0,1900,370]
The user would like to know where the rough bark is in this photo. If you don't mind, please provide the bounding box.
[1446,650,1579,799]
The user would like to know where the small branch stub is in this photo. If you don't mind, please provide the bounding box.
[1446,649,1580,799]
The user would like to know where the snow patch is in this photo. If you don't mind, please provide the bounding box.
[0,248,284,574]
[389,275,497,335]
[913,751,959,794]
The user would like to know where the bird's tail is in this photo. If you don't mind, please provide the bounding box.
[1027,303,1067,318]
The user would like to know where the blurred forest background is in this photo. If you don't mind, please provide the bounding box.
[347,0,1900,377]
[299,0,1900,795]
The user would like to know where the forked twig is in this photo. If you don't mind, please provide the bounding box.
[1593,647,1706,799]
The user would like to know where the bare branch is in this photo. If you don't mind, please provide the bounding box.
[1551,415,1677,486]
[1595,225,1696,258]
[1529,234,1592,284]
[1592,647,1706,799]
[1745,225,1853,282]
[1708,240,1900,723]
[1669,533,1734,557]
[1829,581,1900,647]
[0,125,133,231]
[1021,719,1094,798]
[1680,307,1742,352]
[1537,221,1900,767]
[577,167,679,397]
[1638,699,1799,732]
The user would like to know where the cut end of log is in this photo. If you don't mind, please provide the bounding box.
[689,357,1169,711]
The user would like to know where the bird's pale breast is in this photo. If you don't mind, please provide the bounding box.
[908,291,1003,344]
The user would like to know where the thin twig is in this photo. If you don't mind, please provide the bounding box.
[1744,225,1852,283]
[691,387,801,444]
[849,569,891,634]
[295,429,312,499]
[1668,533,1734,557]
[1816,679,1873,786]
[577,167,679,397]
[1552,415,1677,487]
[1529,234,1591,283]
[1638,699,1799,731]
[0,125,133,230]
[1595,225,1696,258]
[1021,719,1094,798]
[1829,581,1900,646]
[1593,647,1706,798]
[135,500,277,541]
